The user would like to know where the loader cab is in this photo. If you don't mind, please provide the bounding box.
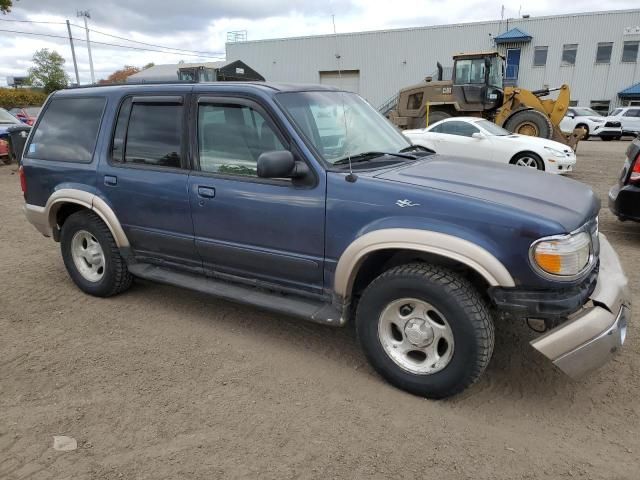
[452,52,504,112]
[178,66,216,82]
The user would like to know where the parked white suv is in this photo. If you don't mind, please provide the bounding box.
[608,107,640,137]
[559,107,622,141]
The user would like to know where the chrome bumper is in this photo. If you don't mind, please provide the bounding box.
[531,234,630,379]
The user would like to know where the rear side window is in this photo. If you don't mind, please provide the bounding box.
[26,96,105,162]
[111,99,183,168]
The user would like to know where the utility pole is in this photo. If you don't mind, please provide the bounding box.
[77,10,95,84]
[66,20,80,86]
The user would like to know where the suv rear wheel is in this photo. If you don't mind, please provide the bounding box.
[60,210,133,297]
[355,263,494,398]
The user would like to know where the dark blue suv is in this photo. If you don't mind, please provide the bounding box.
[20,82,630,398]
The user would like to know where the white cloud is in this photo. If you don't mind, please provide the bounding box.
[1,0,637,86]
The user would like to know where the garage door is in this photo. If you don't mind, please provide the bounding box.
[319,70,360,94]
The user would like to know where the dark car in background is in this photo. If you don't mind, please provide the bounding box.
[609,136,640,221]
[0,107,22,163]
[9,107,41,126]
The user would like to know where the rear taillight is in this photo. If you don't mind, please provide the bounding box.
[630,153,640,184]
[18,165,27,198]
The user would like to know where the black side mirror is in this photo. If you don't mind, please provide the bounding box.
[257,150,296,178]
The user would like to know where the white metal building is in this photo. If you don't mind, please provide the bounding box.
[226,9,640,114]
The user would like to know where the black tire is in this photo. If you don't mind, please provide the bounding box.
[503,110,553,139]
[355,263,494,399]
[575,124,590,141]
[510,151,544,171]
[613,136,622,141]
[60,210,133,297]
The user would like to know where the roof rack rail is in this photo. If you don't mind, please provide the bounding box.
[65,80,197,89]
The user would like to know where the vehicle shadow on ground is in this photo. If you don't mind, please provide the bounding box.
[119,278,591,408]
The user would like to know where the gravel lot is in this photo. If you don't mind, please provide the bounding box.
[1,139,639,479]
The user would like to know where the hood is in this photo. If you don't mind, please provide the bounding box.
[499,134,573,152]
[374,156,598,231]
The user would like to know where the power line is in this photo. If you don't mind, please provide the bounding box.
[0,28,225,59]
[0,17,225,57]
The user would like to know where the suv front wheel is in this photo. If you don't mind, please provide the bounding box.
[60,210,133,297]
[356,263,494,398]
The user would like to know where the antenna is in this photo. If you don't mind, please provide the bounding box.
[332,14,356,182]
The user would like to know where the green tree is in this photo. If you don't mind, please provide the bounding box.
[143,62,155,70]
[28,49,70,94]
[1,0,13,14]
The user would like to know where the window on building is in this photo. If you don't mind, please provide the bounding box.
[561,44,578,65]
[26,97,105,163]
[124,103,183,168]
[569,100,578,107]
[589,100,610,116]
[622,41,639,63]
[198,103,285,177]
[533,46,548,66]
[595,42,613,64]
[406,92,423,110]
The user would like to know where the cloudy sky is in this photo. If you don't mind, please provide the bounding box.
[1,0,637,85]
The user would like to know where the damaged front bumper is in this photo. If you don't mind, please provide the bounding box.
[530,234,630,379]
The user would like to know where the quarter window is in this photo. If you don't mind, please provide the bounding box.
[622,41,639,63]
[595,42,613,64]
[562,44,578,66]
[26,96,105,162]
[533,46,548,66]
[198,103,285,177]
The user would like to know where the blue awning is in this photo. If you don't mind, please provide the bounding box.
[494,27,532,44]
[619,82,640,98]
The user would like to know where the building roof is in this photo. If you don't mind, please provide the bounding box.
[619,82,640,98]
[128,61,230,81]
[494,27,532,43]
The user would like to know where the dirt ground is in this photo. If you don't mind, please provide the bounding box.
[1,139,639,480]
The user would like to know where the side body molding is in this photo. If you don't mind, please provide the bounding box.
[24,188,130,248]
[334,228,515,298]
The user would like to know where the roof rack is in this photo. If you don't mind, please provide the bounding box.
[65,80,197,89]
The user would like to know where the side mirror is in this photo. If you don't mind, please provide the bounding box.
[567,113,575,119]
[257,150,310,180]
[471,132,486,139]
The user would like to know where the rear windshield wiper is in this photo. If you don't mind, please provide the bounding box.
[333,151,416,165]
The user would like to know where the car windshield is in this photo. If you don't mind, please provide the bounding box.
[277,91,410,165]
[475,119,511,136]
[0,108,20,124]
[610,109,622,116]
[574,108,601,117]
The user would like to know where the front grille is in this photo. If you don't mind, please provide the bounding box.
[605,121,621,128]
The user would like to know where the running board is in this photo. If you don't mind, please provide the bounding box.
[128,263,345,326]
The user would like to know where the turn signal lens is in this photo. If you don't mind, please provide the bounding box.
[532,232,591,277]
[630,153,640,184]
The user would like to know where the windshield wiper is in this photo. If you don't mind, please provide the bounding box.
[333,151,416,165]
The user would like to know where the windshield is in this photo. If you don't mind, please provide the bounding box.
[574,108,601,117]
[0,108,20,124]
[454,57,502,88]
[277,91,410,165]
[476,119,510,136]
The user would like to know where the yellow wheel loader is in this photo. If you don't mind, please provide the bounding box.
[386,52,582,150]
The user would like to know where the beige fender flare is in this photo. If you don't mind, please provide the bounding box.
[24,188,130,248]
[334,228,515,298]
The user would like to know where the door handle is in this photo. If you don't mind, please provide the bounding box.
[104,175,117,186]
[197,186,216,199]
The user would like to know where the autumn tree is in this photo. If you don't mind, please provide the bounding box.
[98,65,141,84]
[28,49,70,94]
[1,0,14,14]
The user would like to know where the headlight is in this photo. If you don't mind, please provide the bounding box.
[544,146,566,158]
[589,118,605,123]
[530,231,592,278]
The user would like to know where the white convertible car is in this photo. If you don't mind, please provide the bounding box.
[404,117,576,174]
